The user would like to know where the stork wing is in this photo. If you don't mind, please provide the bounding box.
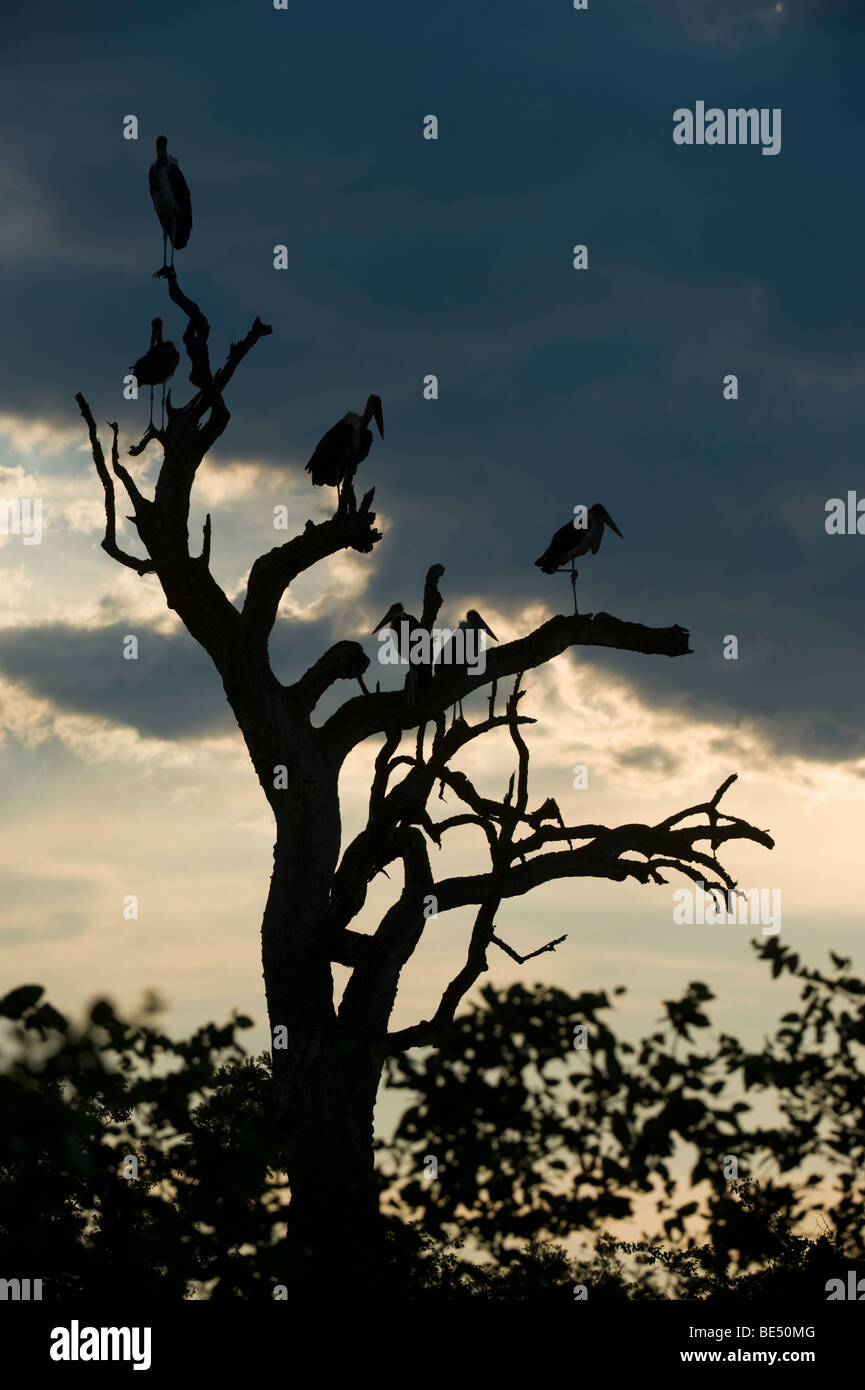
[355,427,373,466]
[535,519,579,571]
[306,420,352,486]
[553,519,580,549]
[131,351,152,384]
[162,345,181,378]
[340,426,373,487]
[167,163,192,246]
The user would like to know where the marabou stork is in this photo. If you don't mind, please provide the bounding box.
[535,504,623,614]
[131,317,180,428]
[372,602,431,703]
[437,609,498,723]
[306,395,383,509]
[149,136,192,273]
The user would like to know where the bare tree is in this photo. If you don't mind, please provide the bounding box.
[77,270,773,1292]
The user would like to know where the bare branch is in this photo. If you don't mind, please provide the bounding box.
[369,730,403,815]
[330,929,374,968]
[419,563,445,630]
[434,811,499,855]
[432,710,537,767]
[432,804,773,913]
[294,642,372,714]
[127,422,166,458]
[506,674,530,825]
[213,317,273,395]
[323,611,691,765]
[76,394,154,575]
[244,509,382,658]
[411,676,536,1031]
[383,777,773,1051]
[156,264,214,388]
[491,932,568,963]
[107,421,149,511]
[199,513,212,566]
[338,826,435,1041]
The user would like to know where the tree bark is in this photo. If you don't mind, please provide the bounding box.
[257,727,387,1289]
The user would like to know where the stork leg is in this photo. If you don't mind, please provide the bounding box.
[555,562,580,615]
[160,382,166,431]
[337,474,357,515]
[148,385,154,430]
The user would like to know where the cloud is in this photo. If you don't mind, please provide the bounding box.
[0,414,85,457]
[0,874,94,946]
[616,744,682,776]
[0,623,231,740]
[0,614,374,741]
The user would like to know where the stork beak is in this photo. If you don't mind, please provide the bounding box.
[472,612,497,640]
[371,605,396,634]
[372,398,384,438]
[604,511,623,538]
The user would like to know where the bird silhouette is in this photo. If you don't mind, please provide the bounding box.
[131,317,180,428]
[306,396,383,510]
[535,504,623,614]
[149,135,192,274]
[372,601,432,705]
[437,609,498,722]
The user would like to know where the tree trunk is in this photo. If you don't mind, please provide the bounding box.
[261,783,386,1292]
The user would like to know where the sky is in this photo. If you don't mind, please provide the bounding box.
[1,0,864,1199]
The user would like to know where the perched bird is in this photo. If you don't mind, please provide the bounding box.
[535,504,623,614]
[131,317,180,428]
[306,395,384,508]
[149,136,192,273]
[372,602,430,704]
[372,602,420,660]
[437,609,498,722]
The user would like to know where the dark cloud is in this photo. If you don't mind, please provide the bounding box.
[616,745,682,775]
[0,618,407,741]
[1,0,863,763]
[0,624,231,740]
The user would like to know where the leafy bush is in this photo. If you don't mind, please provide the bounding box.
[1,939,862,1299]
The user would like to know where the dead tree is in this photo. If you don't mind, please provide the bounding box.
[77,270,773,1292]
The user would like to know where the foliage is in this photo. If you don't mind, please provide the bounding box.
[0,939,862,1299]
[0,989,285,1298]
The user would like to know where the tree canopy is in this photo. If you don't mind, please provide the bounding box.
[2,937,861,1299]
